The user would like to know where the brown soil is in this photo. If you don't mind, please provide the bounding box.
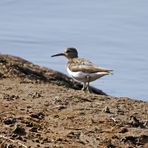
[0,54,148,148]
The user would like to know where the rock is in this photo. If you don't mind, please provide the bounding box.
[3,117,16,125]
[30,112,45,120]
[119,127,128,133]
[103,106,111,113]
[13,124,26,136]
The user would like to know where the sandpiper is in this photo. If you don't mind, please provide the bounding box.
[51,48,113,92]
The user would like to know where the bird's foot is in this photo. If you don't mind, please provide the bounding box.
[82,86,92,93]
[87,86,93,93]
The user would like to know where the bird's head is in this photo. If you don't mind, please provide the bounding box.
[51,47,78,59]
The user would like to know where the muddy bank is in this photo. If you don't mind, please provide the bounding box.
[0,54,148,148]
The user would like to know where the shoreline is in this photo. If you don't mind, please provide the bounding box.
[0,54,148,147]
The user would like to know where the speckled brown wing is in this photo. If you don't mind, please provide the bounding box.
[68,58,112,73]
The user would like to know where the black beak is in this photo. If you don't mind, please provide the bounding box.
[51,53,65,57]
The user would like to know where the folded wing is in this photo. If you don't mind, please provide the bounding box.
[68,58,113,73]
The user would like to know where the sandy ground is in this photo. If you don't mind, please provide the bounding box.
[0,54,148,148]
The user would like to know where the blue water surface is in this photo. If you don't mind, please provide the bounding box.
[0,0,148,101]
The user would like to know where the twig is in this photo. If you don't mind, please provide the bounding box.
[0,135,27,148]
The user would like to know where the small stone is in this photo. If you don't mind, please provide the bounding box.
[13,124,26,136]
[119,127,128,133]
[103,106,111,113]
[67,131,81,139]
[3,117,16,125]
[30,127,38,132]
[129,115,144,127]
[143,120,148,128]
[3,94,19,101]
[29,92,42,99]
[30,112,45,120]
[36,139,40,143]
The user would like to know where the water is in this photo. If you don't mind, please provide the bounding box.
[0,0,148,101]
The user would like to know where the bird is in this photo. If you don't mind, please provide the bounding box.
[51,47,113,92]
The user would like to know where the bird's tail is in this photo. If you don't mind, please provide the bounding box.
[96,66,113,73]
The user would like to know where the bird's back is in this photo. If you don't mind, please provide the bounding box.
[67,57,112,73]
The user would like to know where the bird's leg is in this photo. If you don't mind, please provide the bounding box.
[82,76,92,93]
[86,81,92,93]
[86,76,92,93]
[86,82,89,91]
[82,82,87,91]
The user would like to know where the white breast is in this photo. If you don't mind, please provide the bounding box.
[67,67,82,81]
